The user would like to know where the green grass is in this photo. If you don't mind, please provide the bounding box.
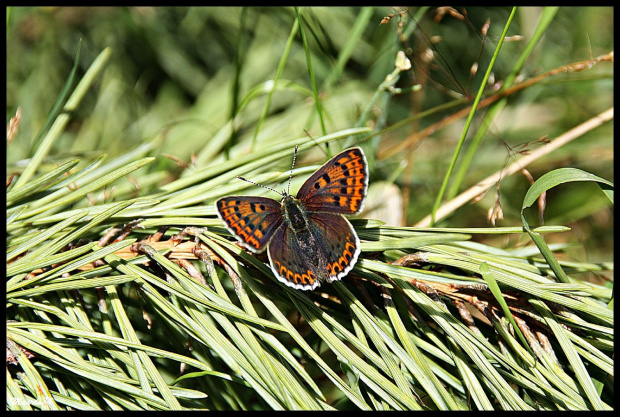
[6,7,613,410]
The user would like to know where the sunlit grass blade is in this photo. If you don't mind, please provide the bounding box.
[447,7,560,199]
[15,158,154,220]
[13,46,111,189]
[479,262,535,362]
[529,298,611,410]
[430,7,517,225]
[6,239,136,292]
[521,168,614,284]
[6,159,79,204]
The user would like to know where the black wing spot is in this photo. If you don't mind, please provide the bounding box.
[314,182,321,189]
[322,173,330,183]
[341,187,347,194]
[243,217,253,229]
[260,204,266,211]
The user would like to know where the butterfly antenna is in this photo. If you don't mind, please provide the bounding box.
[303,129,327,156]
[286,145,298,195]
[237,176,284,197]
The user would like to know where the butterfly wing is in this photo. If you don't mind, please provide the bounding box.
[305,212,361,283]
[267,225,321,291]
[215,196,283,253]
[267,212,360,290]
[296,147,368,215]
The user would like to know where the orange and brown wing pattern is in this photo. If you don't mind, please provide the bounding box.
[305,212,360,283]
[267,225,321,291]
[267,211,361,290]
[215,196,283,253]
[296,147,368,215]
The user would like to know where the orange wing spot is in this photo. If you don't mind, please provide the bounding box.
[300,271,313,285]
[345,241,356,253]
[338,257,346,269]
[247,236,260,248]
[336,156,349,165]
[338,196,348,206]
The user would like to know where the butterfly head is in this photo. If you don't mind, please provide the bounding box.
[281,195,307,231]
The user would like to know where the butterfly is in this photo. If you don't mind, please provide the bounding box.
[215,147,368,291]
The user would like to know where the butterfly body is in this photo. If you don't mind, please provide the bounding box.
[216,147,368,291]
[282,195,308,233]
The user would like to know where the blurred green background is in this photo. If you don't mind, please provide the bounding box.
[6,7,613,276]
